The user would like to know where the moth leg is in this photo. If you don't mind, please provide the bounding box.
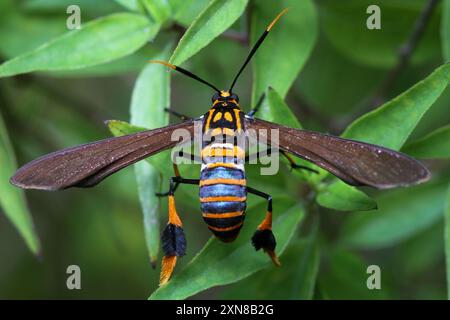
[160,175,199,286]
[246,186,280,267]
[247,93,265,118]
[244,148,272,163]
[164,108,192,121]
[245,149,318,174]
[156,152,201,197]
[281,150,319,174]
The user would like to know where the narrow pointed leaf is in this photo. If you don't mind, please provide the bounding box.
[318,64,450,207]
[259,87,320,180]
[0,13,159,77]
[0,112,41,255]
[169,0,248,65]
[142,0,172,23]
[149,197,304,300]
[342,63,450,150]
[221,239,320,299]
[114,0,140,11]
[171,0,210,27]
[129,50,171,267]
[341,179,447,249]
[259,87,302,128]
[221,219,320,299]
[251,0,317,104]
[402,124,450,159]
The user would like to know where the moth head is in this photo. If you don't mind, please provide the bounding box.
[212,91,239,104]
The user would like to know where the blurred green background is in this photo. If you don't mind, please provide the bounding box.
[0,0,449,299]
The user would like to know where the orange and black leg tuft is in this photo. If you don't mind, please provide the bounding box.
[159,171,199,285]
[247,187,280,266]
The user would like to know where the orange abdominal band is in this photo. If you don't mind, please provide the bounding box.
[200,196,246,203]
[202,211,243,218]
[199,178,246,187]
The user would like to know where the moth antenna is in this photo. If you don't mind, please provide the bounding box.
[149,60,221,93]
[229,8,289,93]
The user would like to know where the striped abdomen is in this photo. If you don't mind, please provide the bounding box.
[200,144,247,242]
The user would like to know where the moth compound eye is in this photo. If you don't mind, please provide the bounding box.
[212,92,220,102]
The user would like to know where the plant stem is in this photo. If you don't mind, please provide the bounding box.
[367,0,440,110]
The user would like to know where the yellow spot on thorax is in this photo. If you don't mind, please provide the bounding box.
[224,112,233,122]
[213,112,223,122]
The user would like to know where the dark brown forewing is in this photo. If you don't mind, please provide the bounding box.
[11,120,195,190]
[246,118,430,189]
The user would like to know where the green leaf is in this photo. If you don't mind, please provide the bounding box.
[259,87,302,128]
[317,180,377,212]
[169,0,248,65]
[108,119,147,135]
[221,239,320,299]
[445,183,450,299]
[48,46,159,77]
[251,0,317,104]
[342,63,450,150]
[402,124,450,159]
[142,0,172,23]
[258,87,322,181]
[114,0,140,11]
[220,218,320,300]
[129,48,171,266]
[0,14,66,58]
[0,112,41,256]
[0,13,159,77]
[134,161,161,267]
[149,197,304,300]
[341,179,448,249]
[319,0,441,68]
[442,0,450,61]
[317,63,450,209]
[171,0,210,27]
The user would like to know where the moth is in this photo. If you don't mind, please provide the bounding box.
[10,9,430,285]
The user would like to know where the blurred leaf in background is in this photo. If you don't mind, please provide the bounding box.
[0,112,41,256]
[0,0,448,300]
